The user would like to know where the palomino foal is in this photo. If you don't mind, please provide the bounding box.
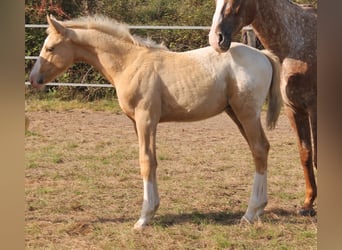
[30,15,282,228]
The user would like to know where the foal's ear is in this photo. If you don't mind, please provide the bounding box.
[46,15,66,35]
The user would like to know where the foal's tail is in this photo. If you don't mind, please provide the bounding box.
[261,50,283,130]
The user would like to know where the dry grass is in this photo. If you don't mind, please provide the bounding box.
[25,100,317,249]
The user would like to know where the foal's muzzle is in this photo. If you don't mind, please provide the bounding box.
[29,74,45,89]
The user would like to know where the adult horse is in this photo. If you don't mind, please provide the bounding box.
[30,15,282,228]
[209,0,317,216]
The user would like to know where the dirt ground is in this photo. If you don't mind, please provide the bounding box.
[25,109,317,249]
[26,109,296,154]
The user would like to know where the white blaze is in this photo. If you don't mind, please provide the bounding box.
[41,36,50,56]
[30,36,50,82]
[209,0,229,48]
[212,0,227,29]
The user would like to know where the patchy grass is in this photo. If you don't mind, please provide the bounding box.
[25,100,317,249]
[26,97,122,113]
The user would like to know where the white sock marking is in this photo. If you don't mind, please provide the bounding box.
[134,179,159,229]
[243,172,268,223]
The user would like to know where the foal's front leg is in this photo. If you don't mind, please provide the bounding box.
[133,112,160,229]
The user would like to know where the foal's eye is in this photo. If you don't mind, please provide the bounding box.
[46,47,54,52]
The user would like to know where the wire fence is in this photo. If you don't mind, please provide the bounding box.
[25,24,215,88]
[25,24,254,87]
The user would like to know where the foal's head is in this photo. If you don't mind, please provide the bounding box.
[209,0,257,52]
[30,15,74,88]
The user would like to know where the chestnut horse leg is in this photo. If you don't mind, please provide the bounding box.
[285,107,317,215]
[133,110,160,229]
[310,107,317,169]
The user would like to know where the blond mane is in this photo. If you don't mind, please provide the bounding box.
[50,15,167,50]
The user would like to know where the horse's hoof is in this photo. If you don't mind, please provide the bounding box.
[133,218,149,230]
[240,215,253,226]
[298,208,316,217]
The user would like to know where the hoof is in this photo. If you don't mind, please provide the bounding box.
[240,215,253,226]
[298,208,316,217]
[133,218,149,230]
[133,223,145,231]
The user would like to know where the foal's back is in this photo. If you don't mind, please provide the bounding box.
[155,43,273,122]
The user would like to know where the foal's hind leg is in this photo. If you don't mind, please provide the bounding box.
[225,107,269,223]
[241,118,270,223]
[225,105,248,141]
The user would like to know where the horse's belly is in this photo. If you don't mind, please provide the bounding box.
[160,83,228,122]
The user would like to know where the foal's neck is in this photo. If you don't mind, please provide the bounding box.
[71,29,134,85]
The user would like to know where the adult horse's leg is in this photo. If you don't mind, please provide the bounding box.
[310,106,317,169]
[133,110,160,229]
[285,107,317,215]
